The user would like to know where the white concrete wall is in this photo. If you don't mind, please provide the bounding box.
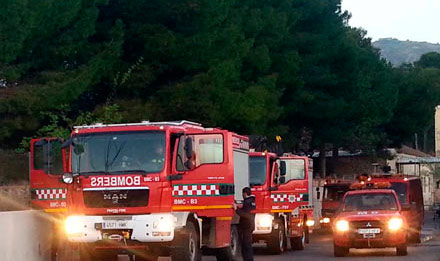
[0,211,53,261]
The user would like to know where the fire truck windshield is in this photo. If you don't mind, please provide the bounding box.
[342,193,398,212]
[324,185,349,201]
[71,131,165,175]
[249,157,267,186]
[390,182,408,204]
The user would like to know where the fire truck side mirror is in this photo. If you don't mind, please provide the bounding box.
[184,137,193,159]
[280,161,286,176]
[317,191,321,200]
[279,176,286,184]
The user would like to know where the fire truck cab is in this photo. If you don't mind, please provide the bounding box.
[250,152,314,253]
[30,121,250,261]
[333,182,408,257]
[319,179,351,229]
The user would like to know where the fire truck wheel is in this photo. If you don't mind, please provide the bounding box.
[171,222,201,261]
[290,230,305,251]
[396,244,408,256]
[267,221,286,254]
[305,225,310,244]
[333,244,349,257]
[230,225,241,260]
[79,246,117,261]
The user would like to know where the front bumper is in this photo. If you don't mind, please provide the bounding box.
[334,229,406,248]
[65,213,176,243]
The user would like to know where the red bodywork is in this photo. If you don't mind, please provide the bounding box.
[333,189,407,248]
[30,138,69,213]
[320,181,351,227]
[30,122,249,251]
[250,152,313,239]
[360,174,424,241]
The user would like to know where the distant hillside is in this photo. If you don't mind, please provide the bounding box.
[373,38,440,66]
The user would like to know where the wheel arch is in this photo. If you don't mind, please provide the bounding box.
[172,212,202,247]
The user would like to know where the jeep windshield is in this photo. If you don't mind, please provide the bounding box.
[71,131,165,175]
[342,193,398,212]
[249,156,267,186]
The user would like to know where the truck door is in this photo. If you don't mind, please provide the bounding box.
[30,138,69,213]
[271,158,309,213]
[171,132,235,212]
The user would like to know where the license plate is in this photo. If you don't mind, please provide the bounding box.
[363,233,376,239]
[102,220,130,229]
[358,228,380,234]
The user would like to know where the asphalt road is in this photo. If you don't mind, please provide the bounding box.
[122,211,440,261]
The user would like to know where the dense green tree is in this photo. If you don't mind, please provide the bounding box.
[0,0,409,172]
[386,53,440,149]
[282,0,396,155]
[0,0,124,146]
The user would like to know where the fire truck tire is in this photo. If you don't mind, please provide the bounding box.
[333,244,349,257]
[230,225,241,260]
[305,225,310,244]
[290,230,305,251]
[171,222,201,261]
[396,244,408,256]
[267,221,287,254]
[214,247,233,261]
[79,246,117,261]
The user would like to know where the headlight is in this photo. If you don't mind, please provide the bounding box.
[306,219,315,227]
[388,218,403,231]
[322,217,330,224]
[335,220,349,232]
[153,216,174,232]
[65,216,84,235]
[255,214,273,228]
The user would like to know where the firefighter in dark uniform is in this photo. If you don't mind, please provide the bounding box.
[235,187,256,261]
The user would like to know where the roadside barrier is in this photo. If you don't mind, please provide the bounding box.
[0,210,53,261]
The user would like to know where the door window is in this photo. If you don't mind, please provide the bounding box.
[33,139,63,175]
[176,134,223,171]
[280,159,306,183]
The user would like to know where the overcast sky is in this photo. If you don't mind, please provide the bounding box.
[342,0,440,44]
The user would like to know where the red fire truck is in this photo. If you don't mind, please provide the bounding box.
[357,174,424,243]
[30,121,250,261]
[319,179,351,229]
[250,152,314,253]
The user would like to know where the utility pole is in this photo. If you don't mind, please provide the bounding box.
[435,106,440,156]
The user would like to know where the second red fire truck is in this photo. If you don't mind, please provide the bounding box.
[250,151,315,254]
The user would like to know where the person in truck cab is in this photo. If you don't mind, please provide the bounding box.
[235,187,256,261]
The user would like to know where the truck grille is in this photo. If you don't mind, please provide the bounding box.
[350,220,385,240]
[83,189,149,208]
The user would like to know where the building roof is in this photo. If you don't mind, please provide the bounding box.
[397,145,432,157]
[397,156,440,164]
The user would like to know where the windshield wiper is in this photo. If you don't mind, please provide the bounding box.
[108,170,150,174]
[78,171,111,176]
